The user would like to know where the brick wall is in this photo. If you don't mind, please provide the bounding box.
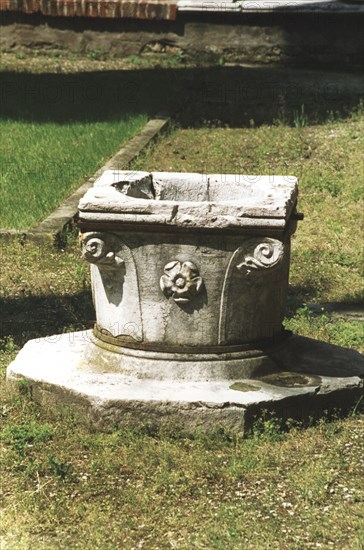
[0,0,177,20]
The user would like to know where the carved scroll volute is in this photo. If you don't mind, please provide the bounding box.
[80,231,143,343]
[218,238,286,345]
[80,232,124,268]
[236,240,284,276]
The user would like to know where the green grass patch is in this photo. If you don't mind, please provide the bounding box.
[285,306,364,351]
[1,54,363,548]
[0,195,362,549]
[1,109,363,547]
[131,107,364,326]
[0,380,363,549]
[0,115,147,229]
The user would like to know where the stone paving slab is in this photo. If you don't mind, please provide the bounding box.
[7,331,363,433]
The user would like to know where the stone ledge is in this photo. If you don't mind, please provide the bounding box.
[178,0,364,13]
[0,228,27,244]
[78,170,298,232]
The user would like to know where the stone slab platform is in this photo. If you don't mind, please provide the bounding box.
[7,331,363,433]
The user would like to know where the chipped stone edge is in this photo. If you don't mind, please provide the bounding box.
[7,330,363,434]
[0,113,171,247]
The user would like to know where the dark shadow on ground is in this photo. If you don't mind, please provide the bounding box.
[1,65,363,127]
[0,291,95,348]
[286,284,321,317]
[286,283,364,320]
[269,334,364,378]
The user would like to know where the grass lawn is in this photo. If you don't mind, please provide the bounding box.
[1,106,363,548]
[0,115,147,230]
[1,53,363,549]
[1,51,157,230]
[0,380,363,549]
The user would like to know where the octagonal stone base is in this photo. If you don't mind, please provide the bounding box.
[7,331,363,434]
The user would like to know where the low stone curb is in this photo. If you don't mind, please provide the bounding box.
[0,114,171,247]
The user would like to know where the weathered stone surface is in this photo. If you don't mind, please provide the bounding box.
[80,228,293,347]
[6,331,363,432]
[79,170,298,229]
[79,170,298,349]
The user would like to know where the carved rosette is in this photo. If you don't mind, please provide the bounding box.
[236,239,284,276]
[80,232,124,268]
[160,260,203,304]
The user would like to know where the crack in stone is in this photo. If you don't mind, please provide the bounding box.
[169,204,179,222]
